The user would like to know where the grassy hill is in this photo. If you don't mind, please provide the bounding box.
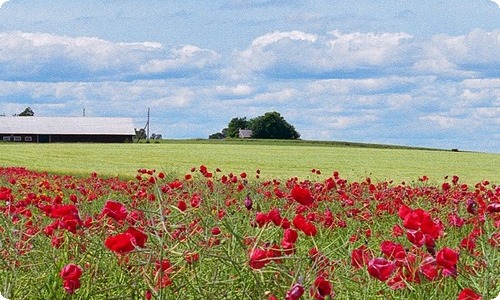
[0,139,498,184]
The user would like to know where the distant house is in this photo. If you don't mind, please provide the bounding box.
[238,129,253,138]
[0,117,135,143]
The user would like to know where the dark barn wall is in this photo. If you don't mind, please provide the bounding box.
[1,134,133,143]
[50,135,133,143]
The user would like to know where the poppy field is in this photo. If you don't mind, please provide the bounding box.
[0,165,499,299]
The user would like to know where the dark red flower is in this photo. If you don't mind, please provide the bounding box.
[291,185,314,206]
[283,228,298,244]
[286,283,305,300]
[177,200,187,212]
[367,258,396,281]
[211,227,221,235]
[397,204,412,220]
[244,194,253,210]
[486,203,500,213]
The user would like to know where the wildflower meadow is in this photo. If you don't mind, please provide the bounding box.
[0,166,498,299]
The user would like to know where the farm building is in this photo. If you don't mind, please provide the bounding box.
[238,129,253,138]
[0,117,136,143]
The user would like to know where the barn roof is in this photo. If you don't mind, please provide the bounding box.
[0,117,136,135]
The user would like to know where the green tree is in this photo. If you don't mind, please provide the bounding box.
[226,117,249,138]
[249,111,300,139]
[209,132,225,139]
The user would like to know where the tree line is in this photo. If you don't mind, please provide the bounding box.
[209,111,300,140]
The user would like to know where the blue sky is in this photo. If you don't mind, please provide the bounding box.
[0,0,499,152]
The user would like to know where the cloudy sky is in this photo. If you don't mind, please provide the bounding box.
[0,1,499,152]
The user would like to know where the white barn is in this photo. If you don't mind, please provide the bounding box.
[0,117,136,143]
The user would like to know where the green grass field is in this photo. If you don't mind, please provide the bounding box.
[0,140,498,184]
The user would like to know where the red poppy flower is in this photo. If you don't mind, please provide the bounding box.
[419,256,438,281]
[402,210,423,230]
[60,264,83,294]
[310,276,333,300]
[460,236,476,253]
[293,214,317,237]
[60,214,83,234]
[105,227,147,254]
[249,248,269,269]
[351,245,372,269]
[101,200,128,221]
[457,288,482,300]
[211,227,221,235]
[48,204,79,219]
[406,230,426,248]
[63,279,81,294]
[436,247,459,269]
[291,185,314,206]
[268,208,283,226]
[177,200,187,212]
[392,224,404,237]
[190,194,202,208]
[283,228,298,244]
[281,228,298,254]
[380,241,406,260]
[367,258,396,281]
[60,264,82,281]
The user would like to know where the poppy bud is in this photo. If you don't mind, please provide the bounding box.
[244,194,253,210]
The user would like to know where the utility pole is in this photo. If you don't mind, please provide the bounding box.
[83,108,85,117]
[146,107,150,143]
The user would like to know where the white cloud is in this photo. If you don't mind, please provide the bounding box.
[139,45,219,74]
[0,0,8,9]
[414,29,500,77]
[231,29,500,81]
[233,30,413,77]
[0,32,219,81]
[250,30,318,48]
[420,115,464,129]
[214,84,254,98]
